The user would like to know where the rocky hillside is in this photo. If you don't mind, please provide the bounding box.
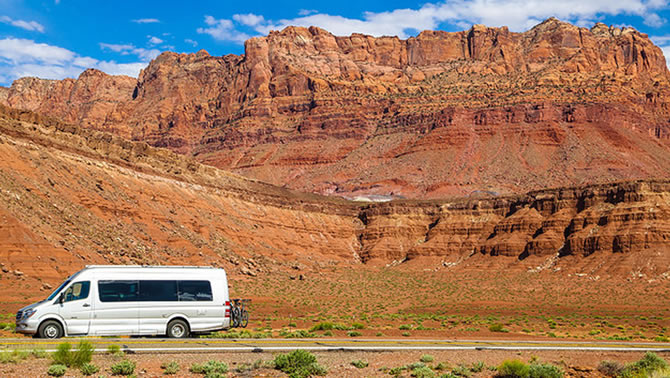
[0,106,668,300]
[2,18,670,199]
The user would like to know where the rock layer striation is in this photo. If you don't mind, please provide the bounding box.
[2,18,670,198]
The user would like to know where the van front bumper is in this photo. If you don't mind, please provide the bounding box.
[15,319,39,335]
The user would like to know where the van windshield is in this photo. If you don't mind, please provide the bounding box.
[46,278,72,301]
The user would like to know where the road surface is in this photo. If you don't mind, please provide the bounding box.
[1,338,669,353]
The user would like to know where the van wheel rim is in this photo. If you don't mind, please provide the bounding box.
[171,324,185,337]
[45,325,58,338]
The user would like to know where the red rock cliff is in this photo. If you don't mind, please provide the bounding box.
[3,18,670,198]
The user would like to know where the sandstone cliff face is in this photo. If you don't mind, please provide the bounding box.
[2,19,670,198]
[0,106,668,296]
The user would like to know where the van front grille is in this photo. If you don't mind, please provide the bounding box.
[15,310,22,322]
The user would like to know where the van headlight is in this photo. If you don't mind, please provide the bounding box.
[22,309,36,319]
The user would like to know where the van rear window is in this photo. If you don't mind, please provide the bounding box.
[178,280,213,301]
[98,280,213,302]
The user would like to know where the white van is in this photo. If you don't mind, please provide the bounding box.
[15,266,231,339]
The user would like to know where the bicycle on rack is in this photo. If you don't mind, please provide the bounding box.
[230,298,250,328]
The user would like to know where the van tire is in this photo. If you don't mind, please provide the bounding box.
[38,320,64,339]
[166,319,189,338]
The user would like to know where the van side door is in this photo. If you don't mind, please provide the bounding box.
[58,281,92,335]
[138,280,178,335]
[91,280,139,336]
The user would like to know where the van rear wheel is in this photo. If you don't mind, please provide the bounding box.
[38,320,63,339]
[166,319,189,338]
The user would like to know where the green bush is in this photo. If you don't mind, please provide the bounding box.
[47,364,67,377]
[273,349,327,378]
[80,362,99,376]
[497,360,530,378]
[597,360,624,377]
[71,340,94,368]
[351,359,368,368]
[347,331,362,337]
[106,344,124,357]
[279,329,317,338]
[189,360,228,375]
[471,361,485,372]
[620,352,669,377]
[110,360,136,375]
[351,322,365,329]
[489,323,509,333]
[0,350,31,364]
[161,361,180,375]
[412,365,436,378]
[420,354,434,363]
[528,363,563,378]
[309,322,335,331]
[51,342,72,366]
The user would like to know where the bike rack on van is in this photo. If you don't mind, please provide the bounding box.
[230,298,250,328]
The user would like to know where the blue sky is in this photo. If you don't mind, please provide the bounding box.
[1,0,670,86]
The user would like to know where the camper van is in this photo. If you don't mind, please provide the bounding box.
[15,266,231,339]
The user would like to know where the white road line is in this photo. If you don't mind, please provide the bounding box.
[25,345,670,353]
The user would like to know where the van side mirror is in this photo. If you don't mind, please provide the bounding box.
[58,292,64,304]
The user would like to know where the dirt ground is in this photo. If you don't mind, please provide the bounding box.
[1,349,669,377]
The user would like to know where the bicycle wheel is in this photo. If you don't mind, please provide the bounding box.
[241,309,249,328]
[231,307,240,328]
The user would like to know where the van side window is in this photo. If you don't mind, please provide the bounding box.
[63,281,90,302]
[178,280,212,301]
[98,280,139,302]
[139,280,178,301]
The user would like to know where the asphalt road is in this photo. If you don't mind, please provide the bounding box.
[1,338,669,353]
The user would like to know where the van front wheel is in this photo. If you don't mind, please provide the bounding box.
[166,319,189,338]
[38,320,63,339]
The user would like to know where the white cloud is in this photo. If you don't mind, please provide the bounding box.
[198,0,669,44]
[233,13,265,27]
[0,16,45,32]
[0,38,73,64]
[147,35,163,45]
[196,15,250,43]
[0,37,148,85]
[132,18,159,24]
[100,42,160,60]
[184,38,198,47]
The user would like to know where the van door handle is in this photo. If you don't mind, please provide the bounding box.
[83,303,91,307]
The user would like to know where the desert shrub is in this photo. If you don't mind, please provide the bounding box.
[347,330,362,337]
[497,359,530,378]
[489,323,509,333]
[620,352,669,377]
[80,362,99,376]
[189,360,228,375]
[399,324,412,330]
[351,359,368,368]
[161,361,180,375]
[435,362,449,370]
[106,344,124,357]
[51,342,72,366]
[52,340,93,368]
[412,365,435,378]
[471,361,485,372]
[279,329,317,338]
[597,360,624,377]
[47,364,67,377]
[528,362,563,378]
[273,349,327,378]
[70,340,94,368]
[110,360,136,375]
[309,322,335,331]
[323,330,333,336]
[0,350,32,364]
[452,364,473,377]
[420,354,434,363]
[351,322,365,329]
